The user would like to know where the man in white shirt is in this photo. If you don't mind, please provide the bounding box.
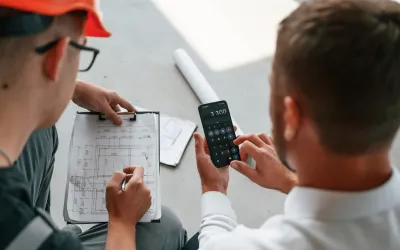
[191,0,400,249]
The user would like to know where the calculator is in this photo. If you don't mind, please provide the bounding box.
[198,101,241,168]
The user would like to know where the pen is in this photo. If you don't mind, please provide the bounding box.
[121,174,133,191]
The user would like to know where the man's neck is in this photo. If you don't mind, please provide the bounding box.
[0,108,37,167]
[296,150,392,192]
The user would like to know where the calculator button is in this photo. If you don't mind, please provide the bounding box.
[228,134,235,140]
[226,127,233,133]
[232,154,239,160]
[214,130,220,136]
[231,147,238,153]
[208,131,214,137]
[221,150,230,157]
[220,128,226,134]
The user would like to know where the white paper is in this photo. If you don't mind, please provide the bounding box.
[64,113,161,223]
[160,115,197,166]
[173,48,243,135]
[135,106,197,166]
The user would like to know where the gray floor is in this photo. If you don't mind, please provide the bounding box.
[51,0,400,239]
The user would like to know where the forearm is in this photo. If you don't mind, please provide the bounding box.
[105,221,136,250]
[199,192,238,248]
[72,80,85,104]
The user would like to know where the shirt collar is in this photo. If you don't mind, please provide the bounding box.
[284,168,400,221]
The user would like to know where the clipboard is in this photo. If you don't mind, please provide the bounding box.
[64,111,161,224]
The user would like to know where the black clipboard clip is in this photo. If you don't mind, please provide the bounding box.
[98,112,136,122]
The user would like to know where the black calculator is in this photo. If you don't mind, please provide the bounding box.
[198,101,240,168]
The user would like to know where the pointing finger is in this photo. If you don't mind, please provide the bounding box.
[234,134,265,147]
[258,133,272,145]
[240,141,262,160]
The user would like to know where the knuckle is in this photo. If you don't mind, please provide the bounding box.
[131,180,141,187]
[243,141,252,148]
[258,147,268,155]
[250,134,258,140]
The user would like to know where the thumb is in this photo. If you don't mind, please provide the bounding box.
[193,133,206,157]
[102,103,122,125]
[230,161,256,180]
[131,166,144,182]
[126,166,145,189]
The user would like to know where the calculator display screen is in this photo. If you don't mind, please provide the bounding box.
[198,101,241,168]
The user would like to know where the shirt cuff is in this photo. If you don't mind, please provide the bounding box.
[201,191,237,220]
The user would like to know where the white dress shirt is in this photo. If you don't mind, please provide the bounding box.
[199,169,400,250]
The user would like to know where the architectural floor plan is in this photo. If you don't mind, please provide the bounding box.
[65,113,161,223]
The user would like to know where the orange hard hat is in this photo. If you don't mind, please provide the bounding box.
[0,0,110,37]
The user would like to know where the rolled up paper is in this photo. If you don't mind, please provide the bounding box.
[173,48,244,136]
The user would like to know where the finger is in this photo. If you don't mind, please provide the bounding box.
[123,165,137,174]
[203,137,210,155]
[194,133,207,157]
[234,134,265,147]
[230,161,257,180]
[240,141,261,160]
[102,103,123,125]
[107,171,126,187]
[239,150,249,162]
[111,104,121,112]
[131,166,144,182]
[115,95,135,112]
[233,125,237,132]
[269,136,274,144]
[125,167,145,189]
[123,165,139,182]
[258,133,272,145]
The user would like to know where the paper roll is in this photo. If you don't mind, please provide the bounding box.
[173,48,244,136]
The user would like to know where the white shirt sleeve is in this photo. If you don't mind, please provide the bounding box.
[198,192,284,250]
[199,192,238,248]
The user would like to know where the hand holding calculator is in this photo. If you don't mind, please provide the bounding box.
[198,101,241,168]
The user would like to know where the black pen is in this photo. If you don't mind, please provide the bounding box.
[121,174,133,191]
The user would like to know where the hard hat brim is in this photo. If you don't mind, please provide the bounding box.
[0,0,111,37]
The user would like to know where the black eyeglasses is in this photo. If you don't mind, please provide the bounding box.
[35,39,100,72]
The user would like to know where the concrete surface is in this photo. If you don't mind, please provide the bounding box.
[51,0,400,239]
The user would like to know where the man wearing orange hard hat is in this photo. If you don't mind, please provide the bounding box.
[0,1,186,250]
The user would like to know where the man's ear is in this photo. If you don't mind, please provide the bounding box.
[283,96,300,141]
[43,37,70,82]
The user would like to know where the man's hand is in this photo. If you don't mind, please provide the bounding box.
[231,134,298,194]
[73,80,135,125]
[106,166,152,226]
[194,133,229,195]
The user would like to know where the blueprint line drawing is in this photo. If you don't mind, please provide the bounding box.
[66,114,159,222]
[96,122,155,146]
